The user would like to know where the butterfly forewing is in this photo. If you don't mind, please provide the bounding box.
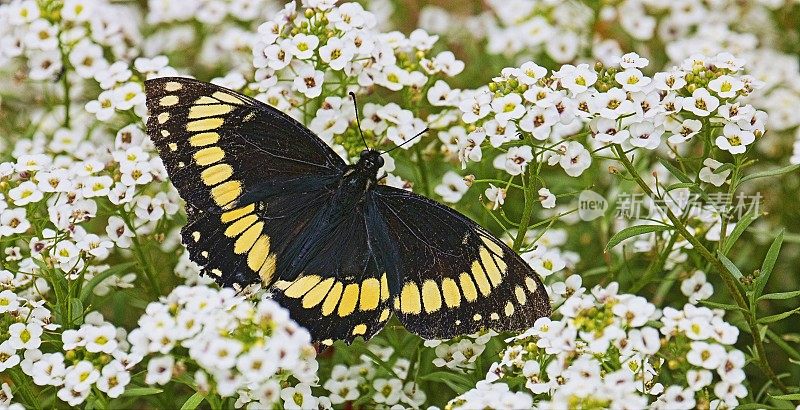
[145,77,345,287]
[371,186,551,339]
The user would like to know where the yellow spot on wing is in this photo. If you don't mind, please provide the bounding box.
[302,277,334,308]
[224,214,256,237]
[441,278,461,308]
[247,235,270,272]
[165,81,182,91]
[196,96,217,104]
[480,235,504,257]
[160,95,179,106]
[400,282,421,314]
[525,277,539,293]
[505,301,515,316]
[188,104,233,119]
[160,130,170,137]
[201,164,233,186]
[285,275,322,298]
[211,180,241,207]
[194,146,224,166]
[338,284,359,317]
[470,260,492,296]
[233,221,263,254]
[473,313,482,321]
[515,286,527,305]
[157,112,170,124]
[480,248,503,287]
[212,91,243,104]
[321,281,343,316]
[259,254,276,283]
[379,308,390,322]
[380,273,389,301]
[221,204,255,223]
[359,278,380,311]
[187,117,224,132]
[189,132,220,147]
[459,272,478,302]
[421,280,442,313]
[352,324,367,336]
[192,231,200,242]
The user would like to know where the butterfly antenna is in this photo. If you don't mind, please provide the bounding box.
[381,127,429,155]
[349,91,370,150]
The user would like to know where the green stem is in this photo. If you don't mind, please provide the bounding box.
[612,144,790,395]
[414,144,432,198]
[120,211,161,296]
[512,164,538,252]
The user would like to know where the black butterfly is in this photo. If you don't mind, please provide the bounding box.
[144,77,550,344]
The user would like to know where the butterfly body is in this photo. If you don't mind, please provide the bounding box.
[145,77,550,343]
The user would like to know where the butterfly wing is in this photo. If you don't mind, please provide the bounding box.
[371,185,551,340]
[145,77,346,287]
[268,203,394,344]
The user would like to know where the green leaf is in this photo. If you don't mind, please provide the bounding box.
[79,262,137,303]
[658,158,692,183]
[120,387,163,398]
[605,224,672,251]
[698,300,745,311]
[180,392,206,410]
[665,182,698,192]
[758,290,800,301]
[769,393,800,401]
[717,252,743,280]
[418,371,474,394]
[720,209,757,254]
[758,306,800,324]
[754,229,783,297]
[67,298,84,326]
[740,164,800,184]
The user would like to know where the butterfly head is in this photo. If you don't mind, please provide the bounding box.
[357,149,384,175]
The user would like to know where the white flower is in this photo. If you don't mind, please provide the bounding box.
[708,75,743,99]
[491,94,526,125]
[85,325,119,354]
[96,361,130,398]
[112,82,146,111]
[657,385,696,410]
[715,123,755,155]
[0,341,21,371]
[65,361,99,392]
[145,355,174,385]
[686,369,713,391]
[485,184,506,210]
[85,90,116,121]
[485,120,518,148]
[717,350,745,384]
[592,117,629,144]
[434,171,468,203]
[519,106,558,140]
[628,121,663,150]
[538,188,555,209]
[293,66,325,98]
[289,34,319,59]
[29,352,66,386]
[57,385,90,406]
[556,63,597,94]
[61,0,93,22]
[459,91,492,123]
[69,40,108,79]
[0,209,30,237]
[427,80,459,107]
[683,88,719,116]
[8,181,43,206]
[687,341,727,369]
[373,378,403,405]
[0,290,20,313]
[281,383,317,410]
[593,88,635,119]
[667,119,702,144]
[319,37,355,71]
[653,70,687,91]
[558,141,592,177]
[504,146,533,176]
[8,322,43,350]
[618,52,649,69]
[615,68,651,92]
[458,130,485,168]
[516,61,547,85]
[680,271,714,303]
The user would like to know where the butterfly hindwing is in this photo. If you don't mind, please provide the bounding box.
[145,77,345,287]
[371,186,551,340]
[269,207,393,344]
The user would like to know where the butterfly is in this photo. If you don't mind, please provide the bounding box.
[144,77,550,344]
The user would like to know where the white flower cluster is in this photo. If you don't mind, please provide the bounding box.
[1,292,135,407]
[248,1,463,165]
[321,344,426,408]
[129,285,319,408]
[446,275,746,409]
